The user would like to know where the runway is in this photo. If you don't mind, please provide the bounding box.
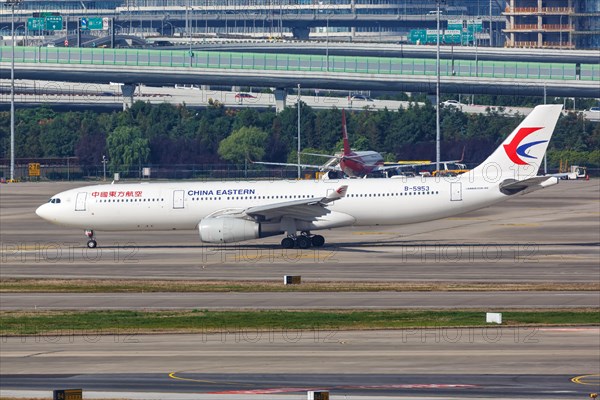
[1,291,598,310]
[1,328,599,397]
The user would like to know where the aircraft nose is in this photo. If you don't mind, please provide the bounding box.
[35,204,51,221]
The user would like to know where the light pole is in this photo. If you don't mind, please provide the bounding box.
[297,83,301,179]
[326,14,329,71]
[102,155,108,181]
[7,0,23,182]
[543,82,547,175]
[489,0,492,46]
[435,0,442,172]
[187,5,194,66]
[475,30,479,76]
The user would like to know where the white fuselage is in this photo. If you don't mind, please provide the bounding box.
[36,174,507,233]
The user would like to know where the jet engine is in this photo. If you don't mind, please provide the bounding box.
[198,217,281,243]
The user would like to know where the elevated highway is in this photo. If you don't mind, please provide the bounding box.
[194,42,600,64]
[1,46,598,105]
[1,10,505,40]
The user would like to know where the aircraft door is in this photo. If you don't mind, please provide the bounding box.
[173,190,185,209]
[450,182,462,201]
[75,192,87,211]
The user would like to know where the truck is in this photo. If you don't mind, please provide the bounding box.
[554,165,588,180]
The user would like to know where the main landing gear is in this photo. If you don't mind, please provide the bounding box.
[280,232,325,249]
[85,229,97,248]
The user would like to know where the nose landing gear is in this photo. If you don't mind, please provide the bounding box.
[85,229,97,248]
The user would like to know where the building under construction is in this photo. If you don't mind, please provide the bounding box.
[503,0,599,49]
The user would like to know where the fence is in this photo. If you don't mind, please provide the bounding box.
[2,162,598,182]
[1,46,598,81]
[0,162,305,182]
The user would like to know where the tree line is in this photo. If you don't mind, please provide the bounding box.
[1,101,598,175]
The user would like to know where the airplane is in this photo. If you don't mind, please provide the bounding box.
[254,110,464,178]
[253,110,385,177]
[36,105,562,250]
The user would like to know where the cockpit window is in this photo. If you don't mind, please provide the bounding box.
[48,198,61,204]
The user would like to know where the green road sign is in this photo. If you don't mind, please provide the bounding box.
[27,18,45,31]
[81,17,104,30]
[45,16,63,31]
[410,26,474,45]
[467,19,483,32]
[443,29,462,44]
[409,29,427,44]
[447,19,463,30]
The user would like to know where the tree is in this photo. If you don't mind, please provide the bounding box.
[106,126,149,174]
[218,126,268,165]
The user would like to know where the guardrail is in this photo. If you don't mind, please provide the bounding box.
[1,46,598,81]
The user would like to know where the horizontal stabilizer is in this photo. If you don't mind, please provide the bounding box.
[500,176,558,195]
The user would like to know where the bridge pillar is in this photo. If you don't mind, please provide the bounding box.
[121,84,137,110]
[274,88,287,112]
[291,27,310,40]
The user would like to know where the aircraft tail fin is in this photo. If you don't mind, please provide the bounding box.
[470,104,563,180]
[342,110,351,156]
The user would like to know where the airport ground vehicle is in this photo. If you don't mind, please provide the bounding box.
[555,165,588,180]
[409,162,469,177]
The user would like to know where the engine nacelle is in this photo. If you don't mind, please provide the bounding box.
[198,217,281,243]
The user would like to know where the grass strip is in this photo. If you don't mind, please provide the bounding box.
[2,279,598,293]
[1,310,598,336]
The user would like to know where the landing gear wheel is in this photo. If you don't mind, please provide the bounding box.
[311,235,325,247]
[84,229,97,248]
[296,235,311,249]
[281,237,295,249]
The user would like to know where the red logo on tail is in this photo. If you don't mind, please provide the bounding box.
[503,127,544,165]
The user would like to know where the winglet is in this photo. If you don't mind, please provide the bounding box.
[323,185,348,203]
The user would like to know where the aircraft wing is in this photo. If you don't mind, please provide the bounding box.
[244,185,348,221]
[251,160,340,171]
[500,176,558,195]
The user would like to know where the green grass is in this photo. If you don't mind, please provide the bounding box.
[2,279,598,293]
[1,310,598,336]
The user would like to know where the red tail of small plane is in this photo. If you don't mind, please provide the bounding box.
[342,110,351,156]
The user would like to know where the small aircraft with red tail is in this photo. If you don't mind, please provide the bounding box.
[255,110,462,178]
